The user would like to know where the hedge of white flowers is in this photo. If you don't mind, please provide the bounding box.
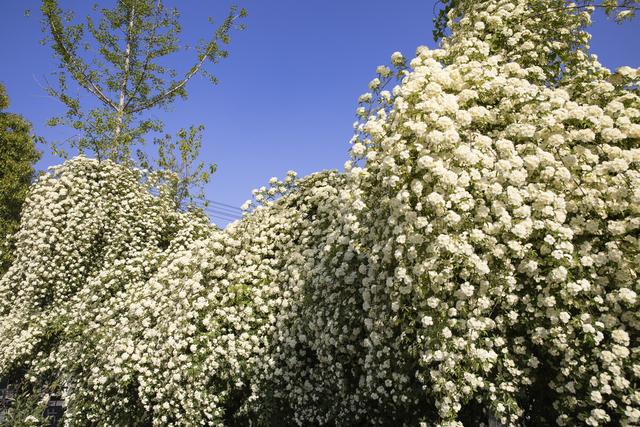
[1,0,639,425]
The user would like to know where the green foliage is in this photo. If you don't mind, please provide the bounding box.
[433,0,459,42]
[143,124,217,210]
[0,390,48,427]
[0,83,40,273]
[0,377,62,427]
[39,0,246,165]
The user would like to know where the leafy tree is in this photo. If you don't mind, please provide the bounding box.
[0,83,40,273]
[145,124,217,210]
[39,0,245,204]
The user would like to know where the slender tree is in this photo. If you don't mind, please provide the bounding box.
[147,124,217,210]
[0,83,40,273]
[40,0,245,164]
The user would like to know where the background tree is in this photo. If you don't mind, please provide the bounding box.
[39,0,245,205]
[146,124,217,210]
[0,83,40,273]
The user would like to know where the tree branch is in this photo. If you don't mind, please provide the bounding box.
[129,11,242,114]
[45,8,117,111]
[124,0,162,111]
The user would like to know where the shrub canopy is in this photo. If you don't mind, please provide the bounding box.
[1,0,639,425]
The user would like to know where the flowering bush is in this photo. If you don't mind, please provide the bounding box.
[1,0,639,426]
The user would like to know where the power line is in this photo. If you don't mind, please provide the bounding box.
[204,205,241,216]
[204,201,242,217]
[205,212,239,222]
[204,199,242,212]
[203,207,240,221]
[198,199,244,224]
[207,214,238,224]
[210,200,242,211]
[205,205,241,216]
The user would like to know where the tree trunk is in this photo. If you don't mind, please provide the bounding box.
[114,2,136,150]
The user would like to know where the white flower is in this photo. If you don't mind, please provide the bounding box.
[4,2,640,425]
[421,316,434,327]
[391,51,404,66]
[352,142,366,157]
[376,65,392,77]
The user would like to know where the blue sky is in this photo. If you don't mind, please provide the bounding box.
[1,1,639,225]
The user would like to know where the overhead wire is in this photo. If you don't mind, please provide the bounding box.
[204,208,239,219]
[203,206,241,222]
[206,205,242,216]
[207,200,243,212]
[206,200,241,212]
[197,199,244,224]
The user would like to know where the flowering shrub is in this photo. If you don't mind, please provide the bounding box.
[1,0,639,426]
[337,2,640,425]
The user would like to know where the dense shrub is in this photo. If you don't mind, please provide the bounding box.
[1,0,639,425]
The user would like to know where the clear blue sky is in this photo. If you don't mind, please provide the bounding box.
[1,1,639,225]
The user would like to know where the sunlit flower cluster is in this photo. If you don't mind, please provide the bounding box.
[1,0,639,425]
[342,1,639,424]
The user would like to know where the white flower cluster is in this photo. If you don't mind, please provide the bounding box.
[341,1,639,424]
[1,0,639,426]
